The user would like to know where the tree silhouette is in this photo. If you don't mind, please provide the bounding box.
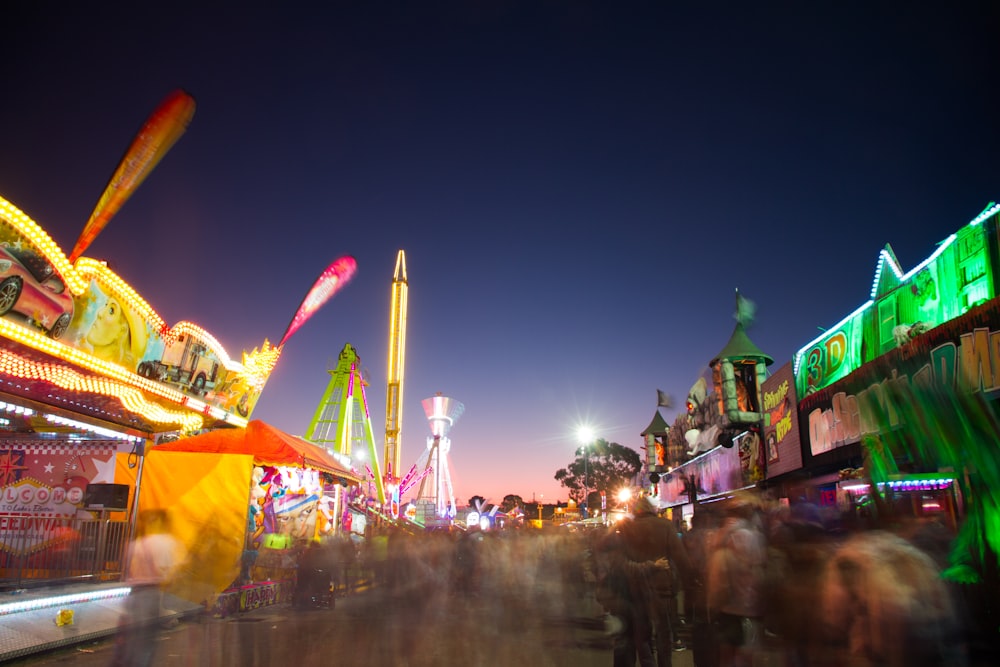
[554,438,642,504]
[467,495,486,511]
[500,494,524,514]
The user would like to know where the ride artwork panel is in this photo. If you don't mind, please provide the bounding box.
[0,197,271,428]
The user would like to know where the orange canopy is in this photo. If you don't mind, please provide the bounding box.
[155,420,361,482]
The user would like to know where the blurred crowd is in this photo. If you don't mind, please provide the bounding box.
[583,493,983,667]
[117,493,995,667]
[294,492,989,667]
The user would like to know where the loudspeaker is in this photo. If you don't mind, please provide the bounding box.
[84,483,130,510]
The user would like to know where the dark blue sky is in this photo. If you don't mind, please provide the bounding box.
[2,2,999,504]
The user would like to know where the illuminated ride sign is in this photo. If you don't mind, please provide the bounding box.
[793,204,999,397]
[799,297,1000,456]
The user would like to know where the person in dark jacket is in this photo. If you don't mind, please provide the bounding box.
[597,534,657,667]
[294,540,334,609]
[604,495,694,667]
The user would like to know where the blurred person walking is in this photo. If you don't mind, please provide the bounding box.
[820,530,967,667]
[112,508,186,667]
[684,510,720,667]
[452,526,484,596]
[293,540,335,609]
[706,500,767,667]
[367,528,390,588]
[764,501,834,667]
[331,534,357,596]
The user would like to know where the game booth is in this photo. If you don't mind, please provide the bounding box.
[114,420,362,615]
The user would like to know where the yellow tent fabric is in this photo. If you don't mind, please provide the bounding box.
[116,450,253,605]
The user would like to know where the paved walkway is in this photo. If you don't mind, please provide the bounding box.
[0,583,203,662]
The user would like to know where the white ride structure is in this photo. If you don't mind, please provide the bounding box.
[414,394,463,518]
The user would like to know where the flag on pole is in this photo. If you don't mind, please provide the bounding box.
[734,289,757,327]
[656,389,673,408]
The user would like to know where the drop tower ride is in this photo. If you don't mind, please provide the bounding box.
[383,250,408,479]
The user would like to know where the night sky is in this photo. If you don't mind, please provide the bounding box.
[2,2,999,506]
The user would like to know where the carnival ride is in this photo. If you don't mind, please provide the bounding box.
[383,250,408,480]
[301,251,438,514]
[414,394,464,518]
[0,90,358,437]
[380,250,439,517]
[303,343,385,503]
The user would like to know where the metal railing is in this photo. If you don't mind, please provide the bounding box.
[0,514,128,590]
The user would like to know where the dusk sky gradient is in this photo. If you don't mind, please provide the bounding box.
[2,2,999,505]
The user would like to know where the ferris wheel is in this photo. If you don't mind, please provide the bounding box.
[413,394,463,518]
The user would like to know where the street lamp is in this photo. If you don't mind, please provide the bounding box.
[577,426,595,517]
[617,487,632,514]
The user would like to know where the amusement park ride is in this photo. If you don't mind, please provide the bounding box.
[302,342,385,502]
[0,90,358,440]
[383,250,407,479]
[414,393,464,518]
[301,249,463,520]
[0,88,464,589]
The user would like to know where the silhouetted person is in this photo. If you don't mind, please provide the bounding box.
[685,510,719,667]
[605,496,693,667]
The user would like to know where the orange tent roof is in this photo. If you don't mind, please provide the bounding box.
[155,420,361,483]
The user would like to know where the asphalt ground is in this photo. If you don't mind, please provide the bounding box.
[3,584,699,667]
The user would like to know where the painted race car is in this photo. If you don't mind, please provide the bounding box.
[0,244,75,338]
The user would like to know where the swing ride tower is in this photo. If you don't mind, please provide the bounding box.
[414,394,463,518]
[304,342,385,503]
